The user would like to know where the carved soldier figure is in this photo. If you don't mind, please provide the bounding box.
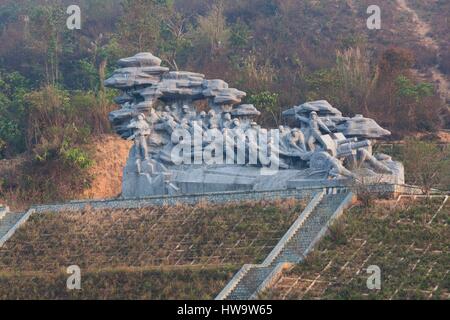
[267,136,289,170]
[181,105,196,122]
[168,105,181,123]
[208,110,220,129]
[221,112,233,129]
[246,121,260,165]
[128,113,151,161]
[296,111,334,151]
[278,126,291,154]
[231,118,242,130]
[287,128,307,156]
[198,111,209,130]
[148,108,161,126]
[161,114,178,135]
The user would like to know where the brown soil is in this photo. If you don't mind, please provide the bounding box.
[81,134,132,200]
[412,130,450,143]
[396,0,450,103]
[436,131,450,143]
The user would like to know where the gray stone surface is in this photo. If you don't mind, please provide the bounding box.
[283,100,343,117]
[336,114,391,138]
[105,53,404,199]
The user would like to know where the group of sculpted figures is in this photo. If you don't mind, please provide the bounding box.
[105,53,402,197]
[127,103,387,178]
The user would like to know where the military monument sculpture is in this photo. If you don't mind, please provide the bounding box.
[105,53,404,198]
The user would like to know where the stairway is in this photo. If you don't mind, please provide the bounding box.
[271,193,349,265]
[0,209,34,247]
[226,266,274,300]
[218,191,353,300]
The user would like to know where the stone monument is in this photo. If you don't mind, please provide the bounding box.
[105,53,404,198]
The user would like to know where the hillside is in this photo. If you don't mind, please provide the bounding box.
[1,196,448,300]
[81,134,131,200]
[0,198,308,299]
[263,197,449,300]
[1,0,449,207]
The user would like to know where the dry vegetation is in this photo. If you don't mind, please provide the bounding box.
[264,197,449,300]
[81,134,132,200]
[0,266,234,300]
[1,0,449,208]
[0,198,307,299]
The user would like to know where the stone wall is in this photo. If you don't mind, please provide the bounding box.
[32,188,319,214]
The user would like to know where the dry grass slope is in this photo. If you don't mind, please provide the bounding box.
[265,198,450,300]
[81,134,132,200]
[0,198,308,299]
[0,266,235,300]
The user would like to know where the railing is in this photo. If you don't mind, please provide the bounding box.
[303,192,355,258]
[250,262,292,300]
[262,191,325,265]
[4,183,425,216]
[216,188,356,300]
[215,264,253,301]
[216,190,326,300]
[31,188,319,214]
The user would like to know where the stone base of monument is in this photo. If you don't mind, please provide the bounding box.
[104,53,408,201]
[122,151,168,198]
[121,154,405,198]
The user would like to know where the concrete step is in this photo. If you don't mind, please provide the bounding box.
[271,193,348,265]
[221,192,352,300]
[226,266,273,300]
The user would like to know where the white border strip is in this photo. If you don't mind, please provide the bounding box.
[262,191,325,265]
[0,209,36,248]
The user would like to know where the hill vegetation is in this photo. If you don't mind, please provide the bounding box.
[263,197,450,300]
[0,198,307,299]
[1,197,447,299]
[0,0,449,206]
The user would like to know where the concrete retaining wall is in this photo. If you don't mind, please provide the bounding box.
[32,188,319,214]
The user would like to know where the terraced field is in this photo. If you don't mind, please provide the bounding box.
[0,198,308,299]
[264,197,449,300]
[0,266,235,300]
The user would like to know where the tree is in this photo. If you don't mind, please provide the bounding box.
[401,139,450,194]
[159,9,193,69]
[26,4,66,85]
[195,0,230,56]
[248,91,279,126]
[117,0,171,53]
[0,71,30,158]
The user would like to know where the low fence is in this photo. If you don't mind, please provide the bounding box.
[27,183,424,214]
[32,188,320,214]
